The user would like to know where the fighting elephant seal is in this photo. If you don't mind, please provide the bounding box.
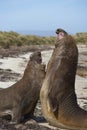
[0,51,45,124]
[40,29,87,130]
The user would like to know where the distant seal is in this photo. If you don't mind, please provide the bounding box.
[0,51,45,124]
[40,29,87,129]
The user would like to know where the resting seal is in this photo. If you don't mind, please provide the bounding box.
[40,29,87,130]
[0,51,45,124]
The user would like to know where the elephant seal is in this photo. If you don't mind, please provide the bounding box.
[40,29,87,130]
[0,51,45,124]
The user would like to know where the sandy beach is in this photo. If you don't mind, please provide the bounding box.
[0,45,87,130]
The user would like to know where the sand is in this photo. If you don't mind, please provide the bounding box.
[0,45,87,129]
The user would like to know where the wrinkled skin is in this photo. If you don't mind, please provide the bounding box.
[40,35,87,130]
[0,51,45,124]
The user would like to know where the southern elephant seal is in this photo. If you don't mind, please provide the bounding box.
[0,51,45,124]
[40,29,87,130]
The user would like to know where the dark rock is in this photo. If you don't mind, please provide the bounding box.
[77,65,87,77]
[0,117,58,130]
[0,118,16,130]
[0,69,21,82]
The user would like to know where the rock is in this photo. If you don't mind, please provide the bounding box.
[0,118,16,130]
[77,65,87,77]
[0,68,21,82]
[25,119,37,125]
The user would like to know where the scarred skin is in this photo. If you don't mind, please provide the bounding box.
[0,51,45,124]
[40,35,87,130]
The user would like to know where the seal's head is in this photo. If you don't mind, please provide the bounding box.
[56,28,68,40]
[30,51,42,64]
[56,28,68,35]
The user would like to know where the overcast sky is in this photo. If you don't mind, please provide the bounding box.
[0,0,87,34]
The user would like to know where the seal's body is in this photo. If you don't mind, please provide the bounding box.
[40,34,87,129]
[0,52,45,124]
